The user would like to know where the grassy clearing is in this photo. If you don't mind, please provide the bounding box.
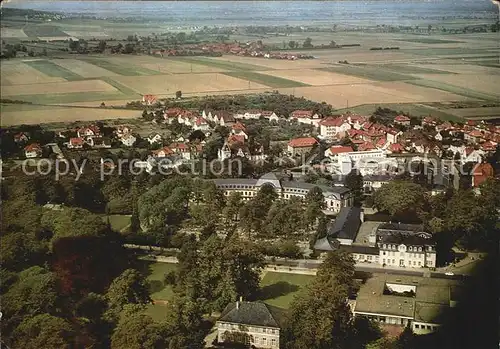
[12,91,129,104]
[407,79,499,102]
[396,38,463,44]
[174,57,268,71]
[102,214,131,232]
[24,60,82,80]
[81,58,162,76]
[334,103,464,122]
[144,303,170,322]
[375,64,455,75]
[224,71,309,88]
[138,262,178,302]
[317,65,416,82]
[259,272,314,309]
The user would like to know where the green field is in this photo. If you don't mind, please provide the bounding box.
[22,24,69,38]
[100,76,142,96]
[103,214,131,232]
[334,103,464,122]
[259,272,314,309]
[24,60,82,80]
[138,261,178,301]
[406,79,499,102]
[80,57,162,76]
[397,38,463,44]
[224,71,309,88]
[145,303,170,322]
[317,65,417,82]
[403,47,490,56]
[374,64,455,75]
[174,57,268,71]
[13,91,128,104]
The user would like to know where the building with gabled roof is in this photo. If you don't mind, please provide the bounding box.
[287,137,318,156]
[217,300,286,348]
[314,206,362,249]
[472,162,494,187]
[24,143,42,158]
[394,115,411,126]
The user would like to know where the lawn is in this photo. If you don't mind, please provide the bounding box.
[334,103,463,122]
[224,71,309,88]
[396,38,463,44]
[138,261,178,302]
[24,60,82,80]
[102,214,131,232]
[80,58,163,76]
[406,79,499,102]
[145,303,170,322]
[259,272,315,309]
[174,57,268,71]
[317,65,416,82]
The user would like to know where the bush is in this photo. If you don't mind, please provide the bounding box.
[164,271,177,285]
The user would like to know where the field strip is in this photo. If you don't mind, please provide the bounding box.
[52,58,120,78]
[407,79,499,102]
[24,60,83,80]
[99,77,142,96]
[172,57,269,71]
[317,66,417,82]
[223,71,309,88]
[6,91,129,105]
[80,57,163,76]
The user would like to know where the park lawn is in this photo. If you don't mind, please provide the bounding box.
[317,65,416,82]
[259,272,315,309]
[138,262,178,302]
[334,102,463,122]
[174,57,268,71]
[12,91,131,104]
[145,303,170,322]
[80,57,163,76]
[224,71,309,88]
[24,60,83,80]
[406,79,499,102]
[396,38,463,44]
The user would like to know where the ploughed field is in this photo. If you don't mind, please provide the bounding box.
[1,31,499,125]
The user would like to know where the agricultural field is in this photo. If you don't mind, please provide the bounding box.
[24,60,82,80]
[317,65,417,82]
[441,107,500,120]
[1,61,66,85]
[258,68,373,86]
[259,272,314,309]
[2,79,118,97]
[224,71,308,88]
[52,58,121,78]
[173,56,269,71]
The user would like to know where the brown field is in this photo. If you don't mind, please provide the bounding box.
[414,63,500,75]
[52,59,119,78]
[259,68,373,86]
[1,79,118,97]
[63,30,109,38]
[278,81,470,109]
[1,28,28,38]
[1,106,141,126]
[1,61,65,85]
[415,74,500,96]
[308,50,418,63]
[105,55,227,73]
[210,55,326,70]
[110,73,269,95]
[59,99,138,107]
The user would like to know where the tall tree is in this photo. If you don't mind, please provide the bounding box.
[372,181,426,221]
[345,170,364,205]
[304,186,325,228]
[110,313,166,349]
[12,314,76,349]
[223,192,243,222]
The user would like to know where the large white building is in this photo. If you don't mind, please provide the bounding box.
[213,172,353,213]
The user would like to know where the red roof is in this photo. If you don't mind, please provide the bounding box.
[169,142,189,152]
[319,117,347,127]
[387,128,400,135]
[358,141,376,151]
[70,137,84,145]
[389,143,404,153]
[468,130,483,138]
[465,147,476,156]
[376,137,387,147]
[14,132,28,141]
[153,146,174,156]
[232,122,247,132]
[328,145,353,154]
[473,163,494,187]
[25,143,42,152]
[288,137,318,148]
[195,117,207,126]
[481,141,496,151]
[394,115,410,122]
[261,110,274,117]
[467,120,477,126]
[164,107,184,117]
[291,110,313,118]
[143,94,157,103]
[228,135,246,144]
[423,116,437,125]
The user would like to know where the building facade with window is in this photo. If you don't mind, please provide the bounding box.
[213,172,353,214]
[217,300,285,349]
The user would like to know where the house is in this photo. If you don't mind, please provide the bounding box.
[120,134,136,147]
[164,107,184,123]
[465,130,484,143]
[77,125,100,138]
[422,116,438,128]
[193,117,210,131]
[472,162,494,187]
[386,129,402,144]
[147,133,163,145]
[116,125,132,138]
[387,143,404,154]
[287,137,318,156]
[394,115,411,126]
[462,147,484,163]
[142,94,157,105]
[24,143,42,158]
[319,117,351,139]
[217,299,285,348]
[153,146,174,158]
[217,111,236,127]
[324,145,353,158]
[14,132,29,143]
[290,110,320,126]
[89,137,111,148]
[218,142,232,161]
[231,122,248,139]
[169,142,191,160]
[261,111,279,122]
[68,137,85,149]
[235,110,261,120]
[314,206,362,249]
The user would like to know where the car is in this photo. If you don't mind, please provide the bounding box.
[445,272,455,276]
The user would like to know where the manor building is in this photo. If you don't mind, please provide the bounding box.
[213,172,353,213]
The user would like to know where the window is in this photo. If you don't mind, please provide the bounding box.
[383,244,387,249]
[415,324,420,329]
[262,328,267,333]
[418,261,421,266]
[383,259,386,264]
[382,251,386,255]
[392,259,395,264]
[271,338,277,347]
[367,255,372,260]
[418,247,422,252]
[413,261,416,266]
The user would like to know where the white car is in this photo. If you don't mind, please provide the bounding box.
[445,272,454,276]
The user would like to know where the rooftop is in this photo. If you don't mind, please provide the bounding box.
[218,301,286,328]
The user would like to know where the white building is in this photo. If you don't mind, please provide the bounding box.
[319,117,351,140]
[120,134,137,147]
[147,133,163,145]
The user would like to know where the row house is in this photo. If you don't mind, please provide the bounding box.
[203,110,236,127]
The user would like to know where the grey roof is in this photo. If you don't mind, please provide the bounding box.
[377,223,425,234]
[256,172,282,189]
[313,235,340,251]
[213,179,258,186]
[219,301,286,328]
[328,206,362,241]
[281,181,350,197]
[339,244,379,255]
[378,233,434,247]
